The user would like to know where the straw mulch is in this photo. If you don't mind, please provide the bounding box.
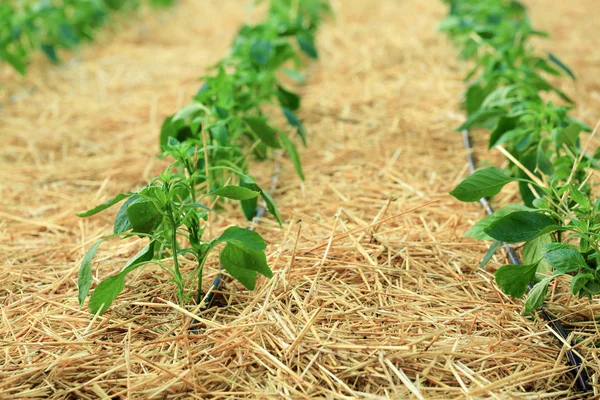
[1,0,599,398]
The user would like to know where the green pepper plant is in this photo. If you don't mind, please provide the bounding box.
[76,0,331,316]
[442,0,600,312]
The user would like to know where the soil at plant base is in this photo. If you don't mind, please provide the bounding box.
[1,0,599,398]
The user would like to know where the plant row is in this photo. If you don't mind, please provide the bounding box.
[1,0,173,75]
[442,0,600,313]
[76,0,331,315]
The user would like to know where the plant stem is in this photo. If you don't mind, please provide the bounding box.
[195,251,209,305]
[168,210,184,302]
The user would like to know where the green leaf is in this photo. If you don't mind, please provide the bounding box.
[297,32,318,58]
[260,189,282,227]
[113,195,141,234]
[450,167,516,202]
[282,108,307,145]
[556,124,581,148]
[210,186,260,200]
[495,262,538,298]
[212,226,266,250]
[41,44,59,64]
[489,116,518,149]
[484,212,560,243]
[457,109,503,131]
[523,234,553,273]
[570,187,590,210]
[479,240,501,269]
[78,239,104,305]
[545,249,588,273]
[239,179,260,221]
[571,273,595,295]
[244,117,282,148]
[279,132,305,180]
[465,84,487,115]
[277,85,300,111]
[3,52,27,75]
[250,39,273,65]
[89,274,125,315]
[548,53,576,80]
[88,241,155,315]
[464,204,532,240]
[525,276,554,314]
[284,68,305,83]
[126,200,163,234]
[219,243,258,290]
[77,193,132,217]
[159,116,194,151]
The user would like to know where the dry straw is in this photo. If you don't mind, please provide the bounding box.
[1,0,599,398]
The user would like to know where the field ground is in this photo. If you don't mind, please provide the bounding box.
[1,0,600,398]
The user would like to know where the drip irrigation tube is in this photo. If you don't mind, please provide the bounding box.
[462,130,590,392]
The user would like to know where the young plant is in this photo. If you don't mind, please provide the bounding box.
[76,0,331,316]
[77,159,273,315]
[443,0,600,312]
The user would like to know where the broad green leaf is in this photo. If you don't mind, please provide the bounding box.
[464,204,531,240]
[277,85,300,111]
[465,84,487,116]
[88,241,155,315]
[220,243,258,290]
[210,186,260,200]
[545,242,577,252]
[279,132,305,180]
[78,239,104,305]
[457,109,503,131]
[77,193,132,217]
[221,243,271,277]
[113,195,141,234]
[89,274,125,315]
[532,198,549,209]
[41,44,59,63]
[297,32,318,58]
[544,249,588,273]
[126,200,163,234]
[523,234,553,274]
[159,116,194,150]
[525,276,554,314]
[489,116,518,149]
[122,241,156,273]
[212,226,266,250]
[556,124,581,148]
[495,262,538,298]
[571,273,595,295]
[239,179,260,221]
[450,167,516,202]
[4,52,27,75]
[484,211,560,243]
[244,117,282,149]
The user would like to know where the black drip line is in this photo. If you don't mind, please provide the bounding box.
[462,129,590,392]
